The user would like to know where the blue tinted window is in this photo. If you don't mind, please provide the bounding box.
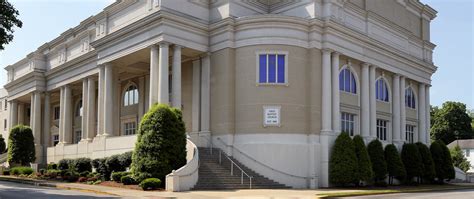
[376,78,389,102]
[268,54,276,83]
[259,55,267,83]
[338,68,357,94]
[277,55,285,83]
[405,87,416,108]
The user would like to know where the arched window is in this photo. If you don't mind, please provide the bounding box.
[339,68,357,93]
[124,85,139,106]
[405,87,416,109]
[375,78,389,102]
[75,100,83,117]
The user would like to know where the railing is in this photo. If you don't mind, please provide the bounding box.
[215,137,312,181]
[198,134,253,189]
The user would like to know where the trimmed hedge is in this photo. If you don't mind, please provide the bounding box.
[92,158,111,181]
[430,141,455,183]
[7,125,35,166]
[384,144,406,184]
[112,171,130,183]
[139,178,161,190]
[440,141,455,180]
[73,158,92,173]
[401,143,423,184]
[106,154,125,173]
[47,163,58,170]
[367,139,387,184]
[0,134,6,154]
[416,142,436,182]
[329,132,357,186]
[10,167,34,175]
[352,135,373,185]
[131,104,187,182]
[58,159,73,171]
[121,175,137,185]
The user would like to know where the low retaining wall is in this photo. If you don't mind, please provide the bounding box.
[165,139,199,192]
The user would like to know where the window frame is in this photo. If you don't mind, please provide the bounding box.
[339,67,357,94]
[123,83,139,107]
[256,51,289,86]
[405,87,416,109]
[53,106,60,121]
[375,77,390,102]
[376,119,388,141]
[405,124,415,143]
[341,112,355,136]
[123,121,137,136]
[53,134,59,146]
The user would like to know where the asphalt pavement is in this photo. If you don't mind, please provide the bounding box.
[340,189,474,199]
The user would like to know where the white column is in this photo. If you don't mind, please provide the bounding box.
[9,100,18,129]
[59,87,65,144]
[33,92,42,146]
[81,79,88,141]
[392,74,401,143]
[17,103,24,125]
[361,63,370,138]
[192,59,201,132]
[30,94,35,128]
[104,63,114,137]
[138,76,145,120]
[63,85,72,144]
[97,65,105,136]
[201,53,211,133]
[369,65,377,138]
[321,49,332,133]
[158,42,170,105]
[320,49,332,188]
[331,52,340,134]
[400,77,406,142]
[172,45,182,109]
[43,93,50,147]
[149,45,159,108]
[425,85,431,144]
[87,77,96,140]
[418,83,427,143]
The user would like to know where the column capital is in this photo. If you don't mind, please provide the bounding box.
[332,51,340,56]
[173,45,183,50]
[361,62,370,68]
[157,41,170,47]
[199,52,211,58]
[322,48,332,54]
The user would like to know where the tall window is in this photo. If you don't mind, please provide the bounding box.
[75,130,81,143]
[377,119,388,141]
[75,100,83,117]
[124,85,139,106]
[405,87,416,109]
[124,122,136,135]
[258,53,286,84]
[339,68,357,93]
[53,135,59,146]
[341,112,355,136]
[406,125,415,143]
[54,106,60,120]
[375,78,389,102]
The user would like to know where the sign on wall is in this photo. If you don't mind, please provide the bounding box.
[263,106,281,127]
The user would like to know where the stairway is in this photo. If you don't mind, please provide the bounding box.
[192,147,291,190]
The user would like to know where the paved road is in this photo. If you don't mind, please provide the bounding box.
[341,189,474,199]
[0,181,118,199]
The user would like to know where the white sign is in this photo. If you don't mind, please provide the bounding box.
[263,106,281,127]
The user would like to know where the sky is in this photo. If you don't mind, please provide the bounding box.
[0,0,473,109]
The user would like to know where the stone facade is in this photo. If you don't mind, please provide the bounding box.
[1,0,437,189]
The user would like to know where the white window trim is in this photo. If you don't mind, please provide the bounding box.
[376,119,389,141]
[375,77,391,103]
[338,65,359,95]
[255,51,289,86]
[405,86,417,110]
[121,115,138,136]
[53,106,60,121]
[341,112,356,136]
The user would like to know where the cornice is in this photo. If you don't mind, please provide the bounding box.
[4,71,45,91]
[44,50,97,78]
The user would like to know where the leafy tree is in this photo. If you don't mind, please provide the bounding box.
[367,139,387,184]
[131,104,187,182]
[450,145,471,172]
[431,102,473,144]
[352,135,373,185]
[401,143,423,184]
[7,125,35,166]
[416,142,436,182]
[0,0,23,50]
[329,132,358,186]
[384,144,406,185]
[0,134,6,153]
[430,141,455,183]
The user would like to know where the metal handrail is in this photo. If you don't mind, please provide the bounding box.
[215,137,312,180]
[198,134,253,189]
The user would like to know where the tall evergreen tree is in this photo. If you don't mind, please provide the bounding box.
[329,132,358,186]
[7,125,35,166]
[367,139,387,184]
[450,145,471,172]
[384,144,406,185]
[0,134,6,154]
[416,142,436,182]
[401,143,423,184]
[430,141,455,183]
[353,135,373,185]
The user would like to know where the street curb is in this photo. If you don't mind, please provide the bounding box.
[0,176,117,196]
[316,186,474,198]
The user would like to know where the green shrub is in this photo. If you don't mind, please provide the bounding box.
[10,167,34,175]
[112,171,130,183]
[0,134,6,153]
[131,104,187,182]
[367,139,387,184]
[46,169,61,179]
[440,141,455,180]
[106,154,125,173]
[430,141,455,183]
[73,158,92,173]
[139,178,161,190]
[7,125,35,166]
[39,169,46,175]
[416,142,436,182]
[121,175,137,185]
[329,132,357,186]
[79,171,90,177]
[3,170,10,175]
[384,144,406,184]
[450,145,471,172]
[92,158,111,181]
[58,159,73,171]
[353,135,373,185]
[118,151,132,169]
[47,163,58,170]
[401,143,423,184]
[63,171,79,182]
